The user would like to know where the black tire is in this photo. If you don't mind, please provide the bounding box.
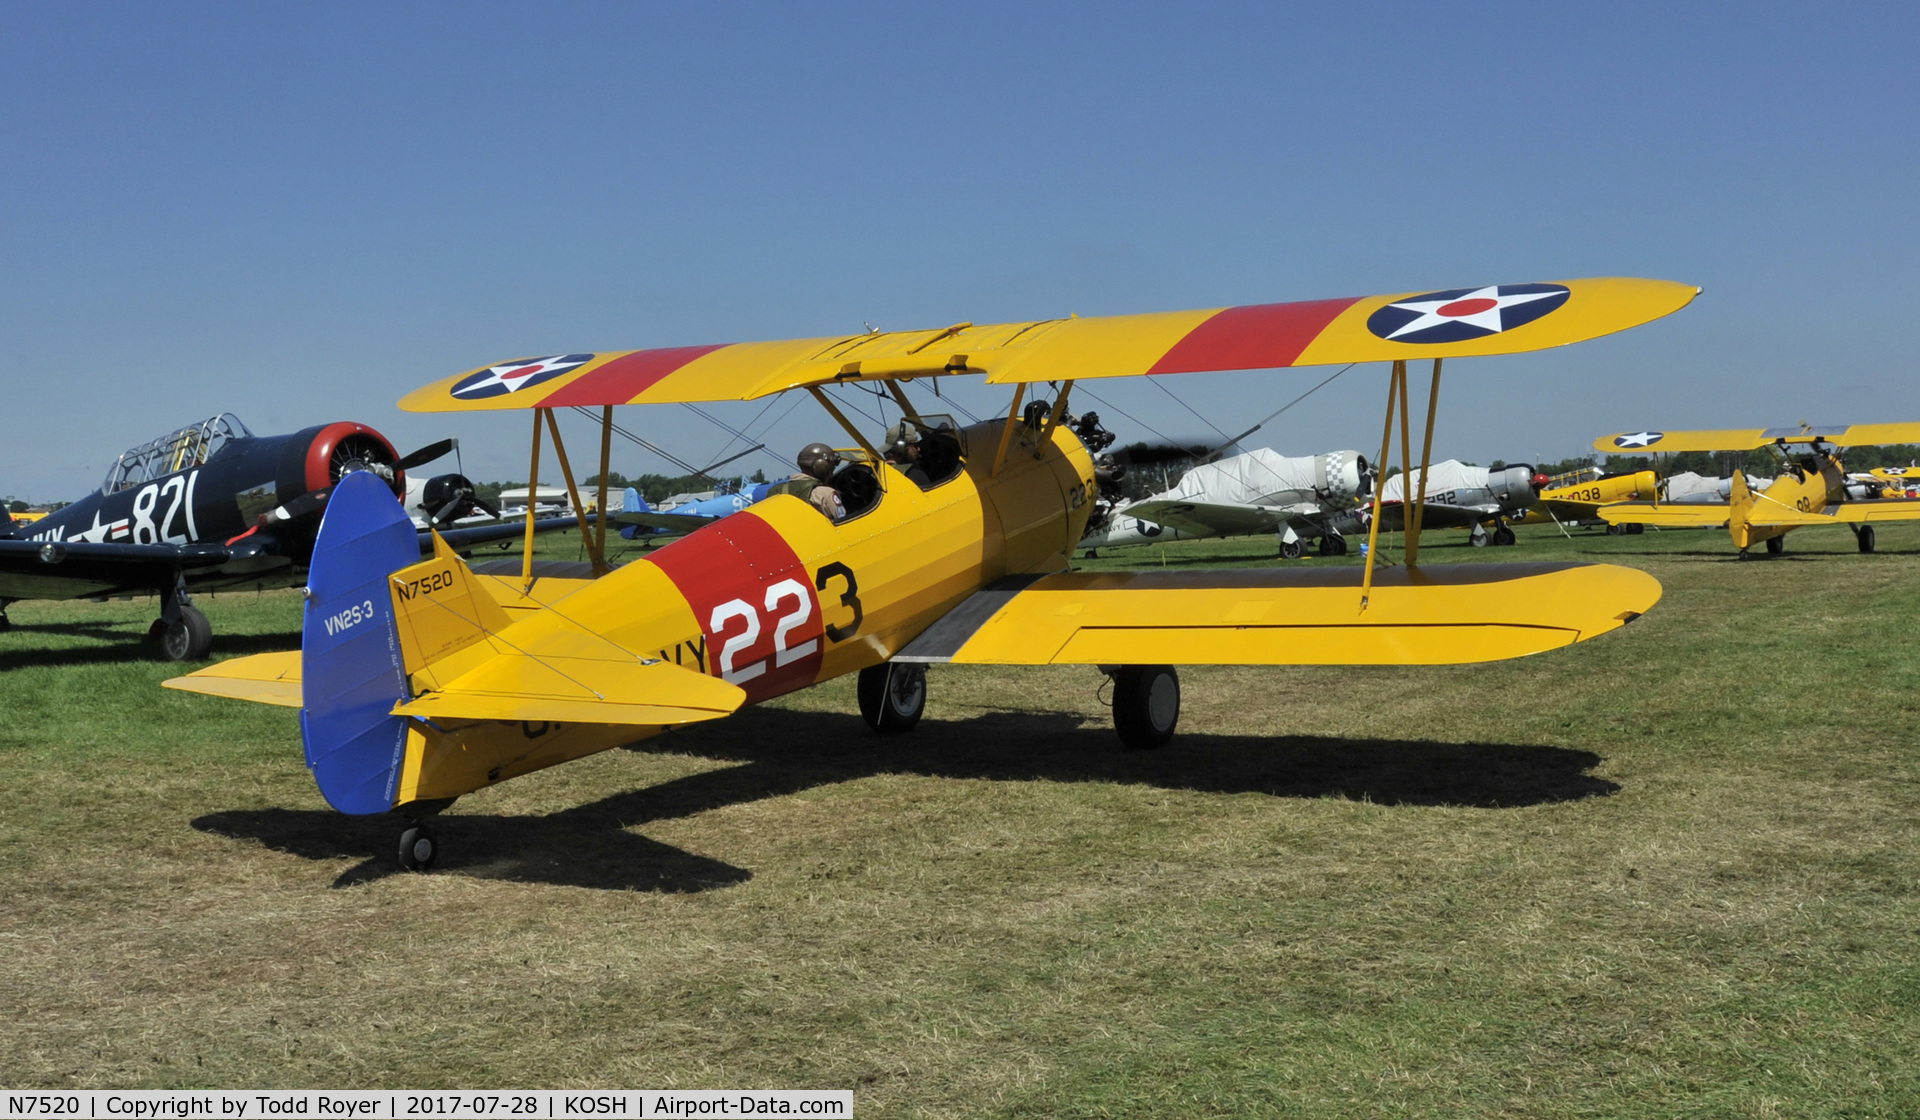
[1626,523,1646,535]
[1858,525,1876,553]
[0,613,10,634]
[1319,535,1348,557]
[1470,531,1490,548]
[858,662,926,733]
[398,825,437,872]
[1766,536,1785,556]
[1606,523,1623,536]
[1111,665,1180,750]
[158,603,213,662]
[1279,539,1304,560]
[1492,526,1517,546]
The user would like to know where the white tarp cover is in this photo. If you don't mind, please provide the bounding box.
[1379,460,1486,502]
[1665,471,1769,501]
[1162,448,1318,505]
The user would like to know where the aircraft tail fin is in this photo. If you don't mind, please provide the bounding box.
[388,532,515,684]
[624,487,650,513]
[298,471,423,815]
[1727,469,1753,534]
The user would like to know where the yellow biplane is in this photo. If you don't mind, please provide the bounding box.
[168,279,1695,869]
[1513,465,1660,533]
[1592,424,1920,556]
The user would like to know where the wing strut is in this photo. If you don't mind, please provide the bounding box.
[991,383,1029,477]
[806,386,882,460]
[593,405,613,575]
[541,409,599,573]
[1358,361,1402,611]
[521,409,544,589]
[1407,358,1443,564]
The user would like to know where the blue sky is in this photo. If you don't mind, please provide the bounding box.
[4,1,1916,501]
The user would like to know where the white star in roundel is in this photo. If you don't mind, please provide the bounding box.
[1614,431,1664,448]
[1378,285,1567,341]
[451,354,594,399]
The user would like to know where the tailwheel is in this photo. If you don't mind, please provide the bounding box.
[1765,536,1786,556]
[1492,525,1517,547]
[1110,664,1180,750]
[1857,525,1876,553]
[398,824,437,872]
[1279,539,1304,560]
[157,604,213,662]
[858,661,926,733]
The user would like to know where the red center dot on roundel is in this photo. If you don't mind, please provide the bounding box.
[1436,297,1499,317]
[500,365,545,380]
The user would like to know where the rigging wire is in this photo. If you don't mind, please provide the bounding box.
[1151,377,1232,443]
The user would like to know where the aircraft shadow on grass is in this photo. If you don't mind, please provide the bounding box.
[0,625,300,671]
[192,705,1616,893]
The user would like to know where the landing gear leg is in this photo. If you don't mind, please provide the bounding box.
[1108,664,1180,750]
[153,577,212,662]
[1279,526,1304,560]
[858,661,927,733]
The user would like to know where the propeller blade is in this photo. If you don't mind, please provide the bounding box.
[432,497,467,526]
[396,437,458,471]
[474,497,501,519]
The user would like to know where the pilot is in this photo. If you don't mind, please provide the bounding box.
[883,422,932,488]
[794,442,846,521]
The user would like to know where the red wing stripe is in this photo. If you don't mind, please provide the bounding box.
[537,345,729,407]
[1145,297,1362,375]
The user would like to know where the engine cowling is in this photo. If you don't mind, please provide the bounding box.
[1313,450,1372,508]
[1488,464,1539,510]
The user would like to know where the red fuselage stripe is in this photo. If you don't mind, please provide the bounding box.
[1145,297,1362,375]
[537,345,730,407]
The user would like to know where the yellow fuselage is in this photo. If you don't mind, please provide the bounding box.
[394,417,1096,805]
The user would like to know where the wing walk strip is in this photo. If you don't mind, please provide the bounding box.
[893,575,1046,663]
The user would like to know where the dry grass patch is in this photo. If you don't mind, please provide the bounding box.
[1,524,1918,1116]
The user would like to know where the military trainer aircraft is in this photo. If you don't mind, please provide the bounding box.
[1372,459,1542,546]
[1511,465,1661,534]
[1079,446,1374,558]
[0,414,559,657]
[1592,424,1920,555]
[167,278,1696,869]
[616,481,773,541]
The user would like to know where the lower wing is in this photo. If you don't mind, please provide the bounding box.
[1739,497,1920,526]
[1374,502,1496,532]
[0,539,231,601]
[1598,502,1727,527]
[895,563,1659,667]
[1125,499,1296,537]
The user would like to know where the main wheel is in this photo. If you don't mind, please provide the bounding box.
[398,824,437,872]
[1279,539,1304,560]
[1858,525,1876,553]
[1492,525,1517,546]
[1470,531,1490,547]
[158,604,213,662]
[1318,535,1348,557]
[858,662,926,733]
[1606,523,1623,536]
[1626,522,1646,535]
[1111,665,1179,750]
[1766,536,1786,556]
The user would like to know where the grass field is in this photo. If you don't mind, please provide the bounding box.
[3,521,1917,1117]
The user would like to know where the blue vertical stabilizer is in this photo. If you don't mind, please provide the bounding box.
[300,471,420,814]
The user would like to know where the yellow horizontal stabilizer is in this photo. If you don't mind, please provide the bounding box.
[393,652,746,726]
[895,563,1660,668]
[1598,502,1729,527]
[400,278,1698,412]
[162,651,303,708]
[1597,421,1920,454]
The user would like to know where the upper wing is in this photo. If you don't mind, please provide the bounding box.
[1125,499,1290,537]
[400,278,1699,412]
[893,563,1659,668]
[1597,422,1920,453]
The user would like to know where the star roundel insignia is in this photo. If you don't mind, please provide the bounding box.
[450,354,595,400]
[1613,431,1664,448]
[1366,283,1572,344]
